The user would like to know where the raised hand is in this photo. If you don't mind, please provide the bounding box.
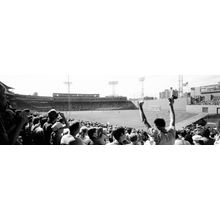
[168,97,175,106]
[138,101,144,109]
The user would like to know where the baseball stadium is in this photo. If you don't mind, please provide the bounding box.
[1,76,220,145]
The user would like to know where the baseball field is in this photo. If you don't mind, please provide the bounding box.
[63,109,197,130]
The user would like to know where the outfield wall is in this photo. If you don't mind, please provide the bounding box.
[186,105,220,114]
[144,98,187,111]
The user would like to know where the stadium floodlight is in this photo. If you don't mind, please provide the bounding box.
[139,76,145,99]
[108,81,118,96]
[178,75,183,98]
[64,74,72,114]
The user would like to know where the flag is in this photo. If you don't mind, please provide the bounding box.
[183,82,188,86]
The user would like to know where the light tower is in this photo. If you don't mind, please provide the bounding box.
[108,81,118,96]
[139,76,145,99]
[64,74,72,113]
[178,75,183,98]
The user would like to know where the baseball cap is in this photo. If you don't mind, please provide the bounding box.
[48,109,58,120]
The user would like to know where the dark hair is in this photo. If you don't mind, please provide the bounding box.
[130,133,138,142]
[33,117,40,125]
[176,130,187,139]
[154,118,166,128]
[126,127,132,134]
[88,128,97,140]
[185,133,193,145]
[200,129,210,138]
[40,116,47,127]
[180,130,187,137]
[112,127,125,141]
[69,120,80,136]
[48,109,58,122]
[142,131,149,141]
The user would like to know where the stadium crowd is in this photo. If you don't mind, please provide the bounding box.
[1,83,220,145]
[191,96,220,105]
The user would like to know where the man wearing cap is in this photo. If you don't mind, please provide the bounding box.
[50,121,66,145]
[43,109,68,145]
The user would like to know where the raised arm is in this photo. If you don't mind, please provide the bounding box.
[59,112,69,128]
[138,101,151,129]
[168,98,175,128]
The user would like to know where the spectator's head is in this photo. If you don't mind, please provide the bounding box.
[69,120,81,137]
[88,127,97,141]
[142,131,149,142]
[33,117,40,125]
[40,116,47,127]
[112,126,126,144]
[48,109,58,123]
[126,127,132,135]
[184,132,193,145]
[154,118,166,130]
[129,133,139,145]
[200,128,210,138]
[79,126,88,137]
[95,127,108,145]
[176,130,187,139]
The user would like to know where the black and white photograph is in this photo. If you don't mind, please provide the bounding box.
[0,0,220,220]
[1,75,220,145]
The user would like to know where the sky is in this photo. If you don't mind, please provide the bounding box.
[0,0,220,98]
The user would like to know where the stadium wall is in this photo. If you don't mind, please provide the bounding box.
[144,98,187,111]
[186,105,220,114]
[10,94,137,111]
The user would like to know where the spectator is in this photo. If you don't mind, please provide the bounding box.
[43,109,59,145]
[199,128,215,145]
[0,84,29,144]
[138,97,176,145]
[87,127,97,145]
[50,121,66,145]
[78,126,92,145]
[21,114,34,145]
[60,120,84,145]
[129,133,140,145]
[175,130,191,145]
[192,135,204,145]
[32,116,45,145]
[109,127,127,145]
[43,110,68,145]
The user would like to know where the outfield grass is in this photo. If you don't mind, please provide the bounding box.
[63,109,196,130]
